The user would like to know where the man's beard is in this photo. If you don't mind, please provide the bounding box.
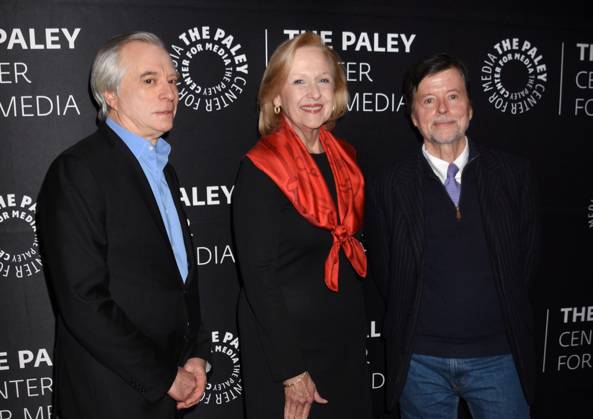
[427,130,465,146]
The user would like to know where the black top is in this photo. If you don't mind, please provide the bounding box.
[233,153,372,419]
[414,158,509,357]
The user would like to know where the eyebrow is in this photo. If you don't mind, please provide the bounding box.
[139,70,178,79]
[289,71,333,77]
[139,71,158,78]
[419,88,461,96]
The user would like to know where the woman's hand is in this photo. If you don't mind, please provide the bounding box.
[283,371,328,419]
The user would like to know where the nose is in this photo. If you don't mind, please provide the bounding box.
[308,83,321,99]
[437,98,448,114]
[160,80,177,101]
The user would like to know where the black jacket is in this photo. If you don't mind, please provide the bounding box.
[37,124,210,419]
[365,143,540,411]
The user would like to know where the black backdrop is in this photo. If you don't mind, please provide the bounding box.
[1,1,592,418]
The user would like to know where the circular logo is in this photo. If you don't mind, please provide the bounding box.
[481,38,548,114]
[0,194,42,279]
[170,26,248,112]
[201,330,242,405]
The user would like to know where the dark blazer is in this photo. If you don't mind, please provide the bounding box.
[37,124,210,419]
[365,143,540,412]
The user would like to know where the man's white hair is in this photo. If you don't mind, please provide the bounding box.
[90,32,166,121]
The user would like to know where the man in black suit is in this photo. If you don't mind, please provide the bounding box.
[365,54,540,418]
[37,32,210,418]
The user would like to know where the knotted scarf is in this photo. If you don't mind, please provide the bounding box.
[246,118,367,292]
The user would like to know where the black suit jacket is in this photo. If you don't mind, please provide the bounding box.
[365,143,540,411]
[37,124,210,419]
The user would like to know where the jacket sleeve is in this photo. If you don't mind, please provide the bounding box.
[519,162,541,293]
[37,154,177,402]
[231,159,306,382]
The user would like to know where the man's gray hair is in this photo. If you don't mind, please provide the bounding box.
[90,32,166,121]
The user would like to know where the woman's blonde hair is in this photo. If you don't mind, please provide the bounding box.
[258,32,349,136]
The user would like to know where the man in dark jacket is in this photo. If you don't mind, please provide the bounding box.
[365,53,540,418]
[37,32,210,419]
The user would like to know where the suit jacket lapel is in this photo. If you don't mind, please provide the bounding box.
[164,165,196,284]
[473,147,511,282]
[101,125,180,274]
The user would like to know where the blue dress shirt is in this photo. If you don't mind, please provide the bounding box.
[106,118,189,282]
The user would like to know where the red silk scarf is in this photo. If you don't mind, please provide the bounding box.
[246,118,367,292]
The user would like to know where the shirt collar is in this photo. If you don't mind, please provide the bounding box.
[422,137,469,184]
[106,118,171,171]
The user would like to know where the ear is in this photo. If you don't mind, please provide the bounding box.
[411,111,419,128]
[104,90,118,111]
[469,106,473,121]
[273,95,281,108]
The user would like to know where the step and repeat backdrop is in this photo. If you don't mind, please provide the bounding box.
[1,1,591,418]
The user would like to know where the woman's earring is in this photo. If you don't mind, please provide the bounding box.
[274,105,281,114]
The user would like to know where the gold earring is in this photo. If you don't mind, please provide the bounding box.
[274,105,281,114]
